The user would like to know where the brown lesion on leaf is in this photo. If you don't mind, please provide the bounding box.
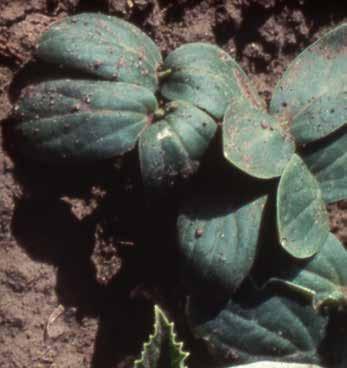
[93,60,103,69]
[276,109,296,144]
[116,55,127,69]
[179,160,199,180]
[339,286,347,302]
[195,228,204,238]
[70,97,93,114]
[315,43,341,61]
[233,69,263,110]
[147,113,155,125]
[218,50,229,62]
[260,120,274,131]
[224,348,240,363]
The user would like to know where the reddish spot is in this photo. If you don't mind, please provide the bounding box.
[260,121,268,129]
[147,114,154,125]
[225,348,240,361]
[94,60,103,69]
[195,228,204,238]
[117,56,126,68]
[71,103,80,112]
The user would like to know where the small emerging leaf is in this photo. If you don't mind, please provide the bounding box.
[37,13,162,92]
[270,233,347,311]
[223,95,295,179]
[271,23,347,144]
[134,305,189,368]
[277,154,330,259]
[139,101,216,191]
[177,195,267,293]
[161,43,260,119]
[188,289,328,366]
[14,79,157,163]
[303,128,347,203]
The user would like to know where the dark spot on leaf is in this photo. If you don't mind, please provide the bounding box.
[94,61,103,69]
[71,103,80,112]
[225,348,240,362]
[195,228,204,238]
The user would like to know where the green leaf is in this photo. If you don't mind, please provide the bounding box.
[14,79,157,163]
[177,195,267,293]
[288,90,347,145]
[139,101,216,191]
[277,154,330,259]
[188,290,328,366]
[223,95,295,179]
[303,129,347,203]
[161,43,260,119]
[37,13,162,92]
[134,305,189,368]
[271,23,347,144]
[269,233,347,311]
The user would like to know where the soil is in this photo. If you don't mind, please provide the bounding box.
[0,1,346,367]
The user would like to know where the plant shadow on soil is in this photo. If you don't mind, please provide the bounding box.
[7,163,154,366]
[2,104,219,368]
[3,157,179,367]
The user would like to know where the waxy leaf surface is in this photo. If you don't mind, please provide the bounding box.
[14,79,157,162]
[188,291,328,365]
[139,101,216,191]
[223,95,295,179]
[303,129,347,203]
[270,234,347,310]
[177,195,267,292]
[161,43,260,119]
[271,23,347,144]
[37,13,162,92]
[134,305,189,368]
[277,155,330,259]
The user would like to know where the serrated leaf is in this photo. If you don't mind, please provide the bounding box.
[161,43,261,119]
[188,290,328,366]
[37,13,162,92]
[223,94,295,179]
[271,23,347,145]
[14,79,157,163]
[177,195,267,293]
[303,128,347,203]
[139,101,217,191]
[270,233,347,311]
[134,305,189,368]
[277,154,330,259]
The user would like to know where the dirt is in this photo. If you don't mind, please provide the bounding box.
[0,0,346,367]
